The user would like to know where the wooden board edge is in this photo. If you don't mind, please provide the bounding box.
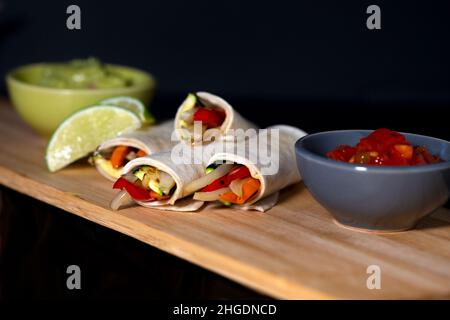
[0,164,335,300]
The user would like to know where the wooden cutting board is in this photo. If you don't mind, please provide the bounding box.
[1,99,449,299]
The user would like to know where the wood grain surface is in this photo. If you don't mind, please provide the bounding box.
[0,100,449,299]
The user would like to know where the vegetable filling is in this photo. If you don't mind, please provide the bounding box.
[110,166,176,210]
[93,146,147,178]
[191,163,261,205]
[178,93,226,141]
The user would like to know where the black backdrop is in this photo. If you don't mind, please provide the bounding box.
[1,0,450,300]
[0,0,449,138]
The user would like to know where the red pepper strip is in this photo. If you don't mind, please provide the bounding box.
[202,166,251,192]
[193,108,226,128]
[113,177,153,201]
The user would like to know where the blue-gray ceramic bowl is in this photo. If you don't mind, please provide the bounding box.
[295,130,450,232]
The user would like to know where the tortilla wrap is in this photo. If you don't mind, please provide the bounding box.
[95,120,175,181]
[121,151,206,211]
[206,125,307,211]
[174,92,257,143]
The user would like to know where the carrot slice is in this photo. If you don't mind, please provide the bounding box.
[136,149,147,157]
[219,191,239,203]
[220,178,260,205]
[110,146,130,169]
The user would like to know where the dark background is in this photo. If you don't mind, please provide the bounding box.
[0,0,449,138]
[0,0,449,300]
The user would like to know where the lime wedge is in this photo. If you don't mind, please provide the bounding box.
[100,96,155,124]
[46,105,141,172]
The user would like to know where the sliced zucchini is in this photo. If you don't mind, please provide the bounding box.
[135,167,174,196]
[139,165,152,172]
[133,169,145,180]
[179,119,189,128]
[88,153,101,166]
[181,93,197,112]
[133,165,152,180]
[205,162,219,174]
[149,180,164,195]
[95,158,122,179]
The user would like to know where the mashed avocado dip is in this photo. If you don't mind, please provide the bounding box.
[35,58,132,89]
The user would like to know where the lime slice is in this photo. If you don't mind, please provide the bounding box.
[100,96,155,124]
[46,105,141,172]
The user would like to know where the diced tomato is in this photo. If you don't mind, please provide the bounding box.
[202,166,251,192]
[411,153,427,165]
[370,155,387,166]
[392,144,413,160]
[367,128,408,146]
[327,128,442,166]
[326,145,356,162]
[113,177,153,201]
[412,146,442,165]
[193,108,226,128]
[358,128,409,154]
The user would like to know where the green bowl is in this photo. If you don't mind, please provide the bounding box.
[6,63,156,137]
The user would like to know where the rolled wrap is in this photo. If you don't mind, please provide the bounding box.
[206,125,307,210]
[95,120,175,181]
[174,92,257,143]
[121,151,206,211]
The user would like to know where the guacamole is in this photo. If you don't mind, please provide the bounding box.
[36,58,132,89]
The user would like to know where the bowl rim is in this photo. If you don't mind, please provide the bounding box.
[296,129,450,173]
[5,62,155,95]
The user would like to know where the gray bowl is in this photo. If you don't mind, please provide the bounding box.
[295,130,450,232]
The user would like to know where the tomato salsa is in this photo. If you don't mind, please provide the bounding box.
[327,128,442,166]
